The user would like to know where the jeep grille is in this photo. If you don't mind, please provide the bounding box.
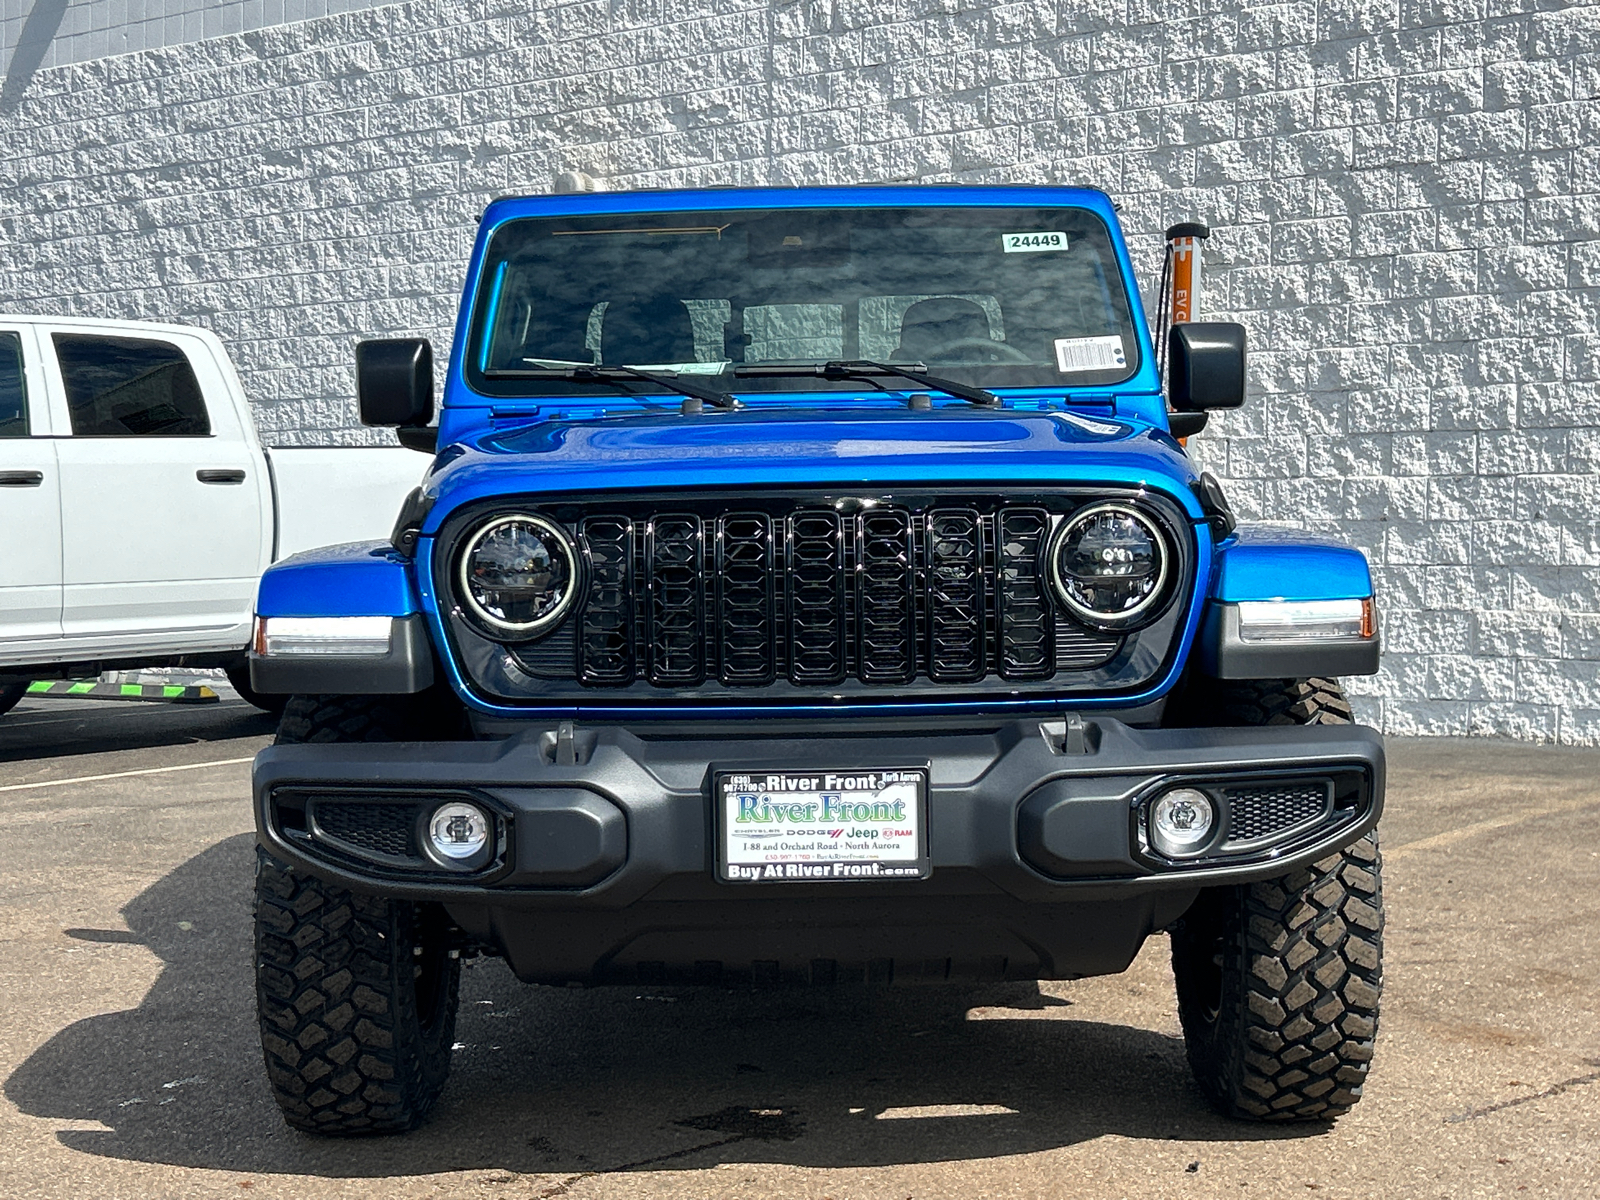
[437,490,1194,708]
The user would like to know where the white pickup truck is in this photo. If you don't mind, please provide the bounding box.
[0,315,427,717]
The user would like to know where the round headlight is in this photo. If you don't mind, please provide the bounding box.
[1048,502,1170,629]
[457,513,578,639]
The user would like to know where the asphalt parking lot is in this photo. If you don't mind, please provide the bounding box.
[0,693,1597,1200]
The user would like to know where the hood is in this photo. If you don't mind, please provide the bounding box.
[418,409,1206,533]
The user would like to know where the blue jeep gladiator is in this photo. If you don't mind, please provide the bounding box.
[248,186,1384,1135]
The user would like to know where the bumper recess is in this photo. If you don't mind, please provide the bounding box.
[254,717,1382,985]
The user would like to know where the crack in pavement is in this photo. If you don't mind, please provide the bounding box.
[1446,1062,1600,1123]
[535,1106,804,1197]
[534,1134,746,1198]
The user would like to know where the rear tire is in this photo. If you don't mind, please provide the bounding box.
[0,681,26,720]
[1169,677,1383,1122]
[255,691,466,1134]
[0,682,26,719]
[225,663,287,716]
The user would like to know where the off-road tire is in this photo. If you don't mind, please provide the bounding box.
[255,691,466,1134]
[1172,834,1382,1120]
[0,682,26,719]
[255,852,459,1133]
[274,690,467,745]
[1170,676,1382,1121]
[224,662,288,716]
[1201,676,1353,727]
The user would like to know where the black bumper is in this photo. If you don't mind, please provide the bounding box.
[253,718,1384,986]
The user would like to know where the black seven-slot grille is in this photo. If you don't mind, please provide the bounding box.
[477,495,1177,694]
[568,505,1121,690]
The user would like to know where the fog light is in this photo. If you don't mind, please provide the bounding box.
[1150,788,1216,857]
[426,801,490,867]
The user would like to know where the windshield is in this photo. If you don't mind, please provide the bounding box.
[466,205,1141,398]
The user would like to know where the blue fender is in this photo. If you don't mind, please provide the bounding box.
[255,541,421,618]
[1211,524,1373,602]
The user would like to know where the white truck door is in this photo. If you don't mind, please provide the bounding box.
[48,328,265,652]
[0,325,63,655]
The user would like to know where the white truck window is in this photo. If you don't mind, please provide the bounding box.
[0,333,26,437]
[52,333,210,437]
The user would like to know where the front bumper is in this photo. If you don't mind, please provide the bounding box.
[254,717,1383,986]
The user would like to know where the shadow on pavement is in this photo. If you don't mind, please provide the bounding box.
[7,834,1324,1179]
[0,698,277,764]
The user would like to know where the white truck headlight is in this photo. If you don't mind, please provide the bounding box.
[1236,598,1374,641]
[457,513,579,639]
[253,616,394,656]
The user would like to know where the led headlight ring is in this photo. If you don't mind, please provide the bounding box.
[455,512,579,640]
[1047,501,1172,630]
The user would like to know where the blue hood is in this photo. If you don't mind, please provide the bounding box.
[417,409,1206,535]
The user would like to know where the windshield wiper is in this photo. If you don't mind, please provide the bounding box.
[734,360,1000,408]
[484,365,738,412]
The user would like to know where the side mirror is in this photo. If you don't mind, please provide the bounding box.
[1168,322,1246,411]
[357,338,434,428]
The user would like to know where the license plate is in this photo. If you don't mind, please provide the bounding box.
[715,768,930,884]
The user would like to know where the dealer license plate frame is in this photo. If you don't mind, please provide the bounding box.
[714,767,931,885]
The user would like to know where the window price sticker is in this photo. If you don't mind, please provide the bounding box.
[1002,231,1068,253]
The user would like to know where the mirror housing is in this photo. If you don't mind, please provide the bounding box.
[1168,322,1246,411]
[357,338,434,428]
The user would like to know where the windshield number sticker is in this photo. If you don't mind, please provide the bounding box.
[1002,231,1068,253]
[1054,335,1127,373]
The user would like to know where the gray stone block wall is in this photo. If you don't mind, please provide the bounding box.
[0,0,1597,740]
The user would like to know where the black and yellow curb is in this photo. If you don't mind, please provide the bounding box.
[25,680,220,705]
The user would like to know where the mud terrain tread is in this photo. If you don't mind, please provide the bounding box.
[1174,832,1383,1120]
[254,850,458,1134]
[257,691,464,1134]
[275,691,458,745]
[1203,676,1353,726]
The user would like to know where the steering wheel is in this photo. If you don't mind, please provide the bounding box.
[933,338,1032,364]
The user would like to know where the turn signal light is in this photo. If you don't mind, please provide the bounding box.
[1235,598,1373,642]
[254,616,394,657]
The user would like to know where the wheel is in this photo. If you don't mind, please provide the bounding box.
[1169,677,1382,1122]
[0,682,26,719]
[254,692,466,1134]
[224,662,287,716]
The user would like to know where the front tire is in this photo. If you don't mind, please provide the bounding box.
[255,852,459,1134]
[254,691,466,1134]
[1169,677,1383,1121]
